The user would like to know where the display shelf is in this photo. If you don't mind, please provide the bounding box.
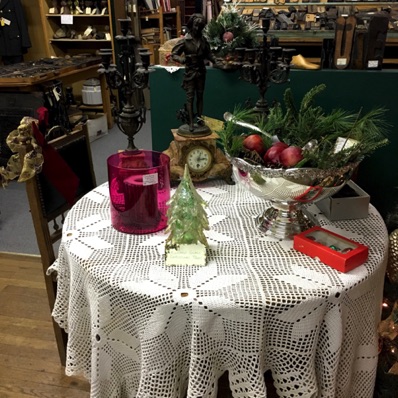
[178,0,196,26]
[139,6,181,64]
[34,0,116,127]
[46,14,110,17]
[267,30,398,40]
[139,6,181,44]
[39,0,114,58]
[233,1,398,68]
[50,39,112,42]
[238,1,394,5]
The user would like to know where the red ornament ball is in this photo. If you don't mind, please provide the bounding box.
[223,31,234,43]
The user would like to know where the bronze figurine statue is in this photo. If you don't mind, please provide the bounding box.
[171,14,218,136]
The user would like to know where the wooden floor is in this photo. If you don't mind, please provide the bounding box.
[0,252,278,398]
[0,252,90,398]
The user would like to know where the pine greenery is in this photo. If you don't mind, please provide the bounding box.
[217,107,255,156]
[217,84,390,169]
[204,3,260,57]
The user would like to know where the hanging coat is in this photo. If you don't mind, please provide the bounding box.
[0,0,31,57]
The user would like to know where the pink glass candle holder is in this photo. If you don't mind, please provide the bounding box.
[107,150,171,234]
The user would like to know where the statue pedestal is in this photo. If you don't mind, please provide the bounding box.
[163,129,234,184]
[177,123,212,137]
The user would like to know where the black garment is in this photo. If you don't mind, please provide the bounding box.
[2,54,23,65]
[171,33,215,90]
[0,0,31,59]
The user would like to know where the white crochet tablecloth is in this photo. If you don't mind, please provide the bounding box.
[49,180,388,398]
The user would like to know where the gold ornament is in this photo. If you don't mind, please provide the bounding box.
[387,229,398,284]
[0,117,43,187]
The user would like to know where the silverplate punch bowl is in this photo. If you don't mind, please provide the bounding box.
[228,155,360,240]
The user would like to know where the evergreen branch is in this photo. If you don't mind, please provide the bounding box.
[282,88,298,128]
[217,85,390,169]
[299,84,326,114]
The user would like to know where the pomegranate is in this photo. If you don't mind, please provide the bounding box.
[263,142,289,165]
[243,134,266,155]
[279,146,303,168]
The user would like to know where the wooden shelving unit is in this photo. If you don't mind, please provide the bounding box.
[38,0,115,58]
[180,0,196,26]
[234,1,398,67]
[28,0,116,127]
[139,6,181,64]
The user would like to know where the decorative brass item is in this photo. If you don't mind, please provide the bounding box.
[163,130,233,184]
[171,14,217,136]
[232,15,295,114]
[98,20,151,150]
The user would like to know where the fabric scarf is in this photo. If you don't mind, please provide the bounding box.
[31,121,80,205]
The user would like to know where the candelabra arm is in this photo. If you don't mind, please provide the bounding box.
[234,18,294,115]
[98,20,152,150]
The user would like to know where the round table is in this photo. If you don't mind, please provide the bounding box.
[49,180,388,398]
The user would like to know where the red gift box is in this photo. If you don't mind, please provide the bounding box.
[293,226,368,273]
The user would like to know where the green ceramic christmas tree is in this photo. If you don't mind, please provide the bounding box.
[165,164,209,266]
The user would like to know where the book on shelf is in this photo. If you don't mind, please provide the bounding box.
[141,29,161,43]
[160,0,171,12]
[164,27,172,41]
[142,0,155,12]
[140,0,174,14]
[141,27,160,34]
[142,37,161,44]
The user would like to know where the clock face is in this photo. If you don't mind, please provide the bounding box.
[186,146,213,173]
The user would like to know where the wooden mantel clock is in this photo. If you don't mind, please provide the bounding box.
[163,129,234,184]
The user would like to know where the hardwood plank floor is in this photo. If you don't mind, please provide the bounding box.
[0,252,278,398]
[0,252,90,398]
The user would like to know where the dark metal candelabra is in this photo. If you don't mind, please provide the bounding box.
[98,19,151,150]
[234,17,295,114]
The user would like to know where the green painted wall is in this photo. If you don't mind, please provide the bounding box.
[150,67,398,222]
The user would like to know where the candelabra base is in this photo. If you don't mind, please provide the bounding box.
[253,97,269,114]
[118,106,143,150]
[177,123,212,138]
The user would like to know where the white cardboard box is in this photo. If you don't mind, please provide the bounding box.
[86,113,108,142]
[315,180,370,221]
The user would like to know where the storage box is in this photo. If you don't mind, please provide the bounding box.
[293,226,369,273]
[315,180,370,221]
[86,113,108,142]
